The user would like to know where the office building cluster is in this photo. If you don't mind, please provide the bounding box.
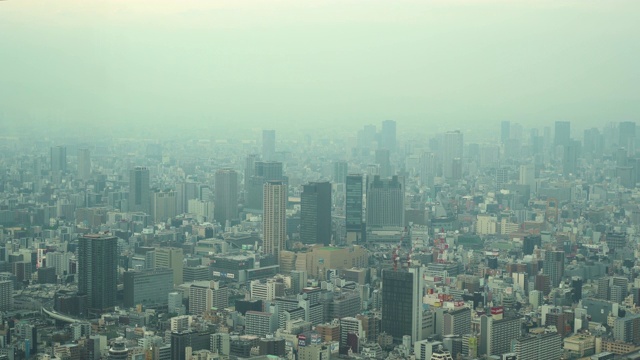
[1,120,640,360]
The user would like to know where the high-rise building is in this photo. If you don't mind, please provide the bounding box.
[154,247,184,286]
[263,181,287,262]
[0,280,13,311]
[513,333,561,360]
[245,311,278,337]
[442,131,463,179]
[501,121,511,144]
[375,149,392,178]
[366,175,404,228]
[189,281,228,315]
[333,161,348,184]
[543,250,565,287]
[381,267,425,343]
[380,120,397,151]
[420,152,437,187]
[246,161,284,210]
[214,168,238,228]
[300,181,332,246]
[78,233,118,315]
[619,121,636,149]
[262,129,276,161]
[495,167,509,191]
[77,148,91,180]
[129,166,150,214]
[563,141,579,176]
[523,235,541,256]
[479,315,522,357]
[346,174,365,244]
[123,267,173,308]
[50,145,67,173]
[151,190,177,222]
[291,270,308,294]
[443,308,471,336]
[554,121,571,147]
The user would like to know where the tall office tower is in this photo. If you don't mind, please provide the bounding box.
[262,129,276,161]
[0,280,13,311]
[495,167,509,191]
[247,161,284,210]
[129,166,150,214]
[244,154,258,191]
[501,121,510,144]
[333,161,348,184]
[155,247,184,286]
[176,180,199,214]
[300,181,332,246]
[263,181,287,262]
[442,131,463,179]
[479,315,522,357]
[77,148,91,180]
[554,121,571,147]
[523,235,541,256]
[619,121,636,149]
[366,175,404,228]
[380,120,397,151]
[443,308,471,336]
[123,268,174,308]
[375,149,392,178]
[214,168,238,228]
[420,152,437,187]
[518,164,535,190]
[382,267,425,343]
[346,174,365,244]
[562,141,579,176]
[151,190,177,222]
[50,145,67,173]
[583,128,604,158]
[357,124,378,150]
[543,250,565,287]
[78,233,118,315]
[290,270,308,294]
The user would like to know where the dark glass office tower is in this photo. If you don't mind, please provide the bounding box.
[346,174,365,243]
[50,146,67,173]
[523,235,541,256]
[129,166,150,214]
[78,233,117,315]
[381,267,424,343]
[246,161,284,210]
[214,168,238,228]
[300,181,332,245]
[554,121,571,147]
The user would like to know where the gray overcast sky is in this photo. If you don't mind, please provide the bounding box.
[1,0,639,137]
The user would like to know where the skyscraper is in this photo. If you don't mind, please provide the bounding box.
[129,166,150,214]
[501,121,510,144]
[543,250,565,287]
[262,129,276,161]
[382,267,425,343]
[300,181,332,246]
[479,315,522,357]
[442,131,463,179]
[366,175,404,228]
[50,145,67,173]
[77,148,90,180]
[78,233,118,315]
[263,181,287,262]
[619,121,636,151]
[563,141,579,176]
[214,168,238,228]
[247,161,284,210]
[151,190,177,222]
[155,247,184,286]
[380,120,397,151]
[554,121,571,147]
[346,174,365,244]
[375,149,392,178]
[333,161,348,184]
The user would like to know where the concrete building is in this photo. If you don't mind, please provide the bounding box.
[123,267,173,308]
[78,233,118,315]
[263,181,287,262]
[154,247,184,286]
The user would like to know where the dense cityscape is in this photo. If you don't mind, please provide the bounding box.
[0,120,639,360]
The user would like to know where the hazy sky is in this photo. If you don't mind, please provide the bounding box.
[1,0,639,137]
